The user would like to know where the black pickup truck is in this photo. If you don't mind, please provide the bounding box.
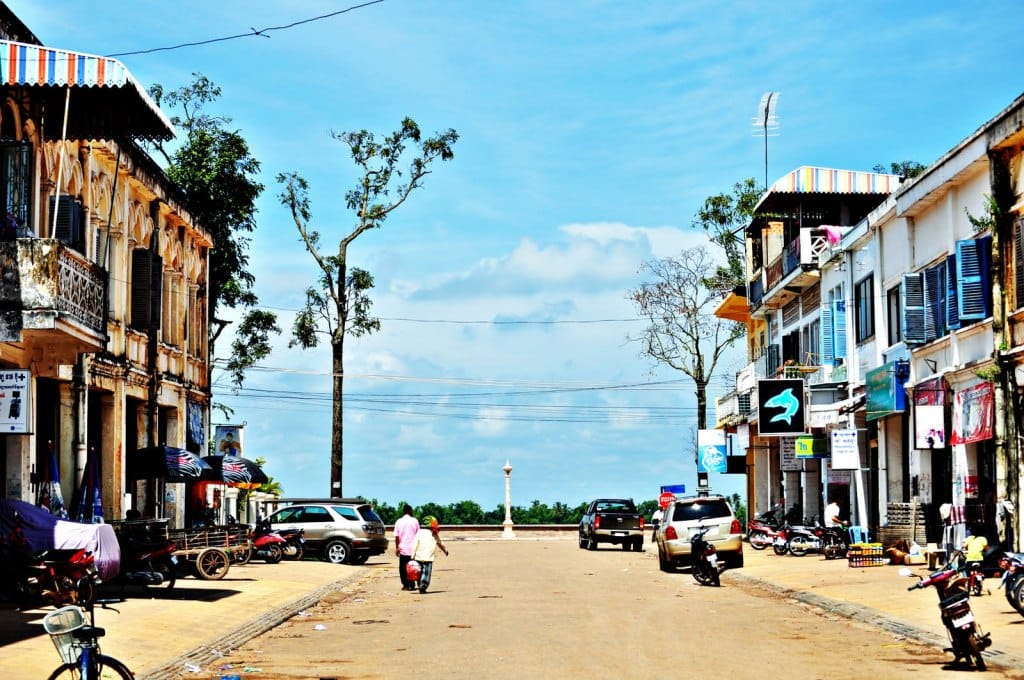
[578,498,645,551]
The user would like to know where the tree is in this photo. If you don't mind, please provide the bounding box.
[872,161,926,179]
[628,246,746,431]
[278,118,458,497]
[691,177,762,295]
[149,75,280,393]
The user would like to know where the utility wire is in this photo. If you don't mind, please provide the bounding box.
[106,1,385,57]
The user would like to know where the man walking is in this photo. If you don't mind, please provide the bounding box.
[394,504,420,591]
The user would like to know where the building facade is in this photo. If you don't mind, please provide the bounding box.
[0,10,211,525]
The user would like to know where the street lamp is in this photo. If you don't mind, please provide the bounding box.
[502,460,516,539]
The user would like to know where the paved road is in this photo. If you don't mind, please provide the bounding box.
[181,535,1024,679]
[4,533,1024,679]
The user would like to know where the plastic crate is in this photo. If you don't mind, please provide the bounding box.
[43,605,85,665]
[847,542,886,567]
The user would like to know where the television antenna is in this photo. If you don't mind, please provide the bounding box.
[752,92,780,190]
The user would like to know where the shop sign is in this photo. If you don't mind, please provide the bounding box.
[951,381,994,445]
[830,428,860,470]
[697,429,727,473]
[0,369,30,433]
[757,379,805,436]
[866,362,907,422]
[795,435,827,458]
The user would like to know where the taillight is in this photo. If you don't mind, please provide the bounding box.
[666,526,678,540]
[730,519,742,534]
[594,516,600,529]
[639,517,645,529]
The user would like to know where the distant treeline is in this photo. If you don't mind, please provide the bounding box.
[369,495,746,527]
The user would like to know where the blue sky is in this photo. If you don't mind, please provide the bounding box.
[18,2,1024,509]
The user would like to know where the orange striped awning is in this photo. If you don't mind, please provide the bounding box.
[0,38,173,141]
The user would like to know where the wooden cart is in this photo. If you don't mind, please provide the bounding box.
[167,524,250,580]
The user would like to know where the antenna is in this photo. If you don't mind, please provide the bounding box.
[752,92,780,191]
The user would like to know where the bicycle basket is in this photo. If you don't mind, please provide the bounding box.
[43,605,86,665]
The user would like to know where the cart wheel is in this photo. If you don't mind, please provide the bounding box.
[195,548,230,580]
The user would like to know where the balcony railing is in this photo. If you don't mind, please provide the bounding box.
[0,238,105,340]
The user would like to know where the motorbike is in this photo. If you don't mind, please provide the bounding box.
[277,527,306,561]
[906,561,992,670]
[785,522,822,557]
[814,522,850,560]
[237,519,286,564]
[749,516,790,554]
[997,551,1024,615]
[0,516,98,606]
[690,523,722,587]
[115,525,177,591]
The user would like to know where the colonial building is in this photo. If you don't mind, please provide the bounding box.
[0,8,210,525]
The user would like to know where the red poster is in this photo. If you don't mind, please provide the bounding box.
[951,381,994,445]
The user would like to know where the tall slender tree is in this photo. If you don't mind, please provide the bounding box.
[278,118,458,497]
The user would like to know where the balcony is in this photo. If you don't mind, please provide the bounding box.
[759,236,821,310]
[0,238,106,361]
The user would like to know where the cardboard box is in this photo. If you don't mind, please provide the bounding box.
[902,554,926,565]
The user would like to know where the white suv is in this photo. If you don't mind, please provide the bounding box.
[654,495,743,571]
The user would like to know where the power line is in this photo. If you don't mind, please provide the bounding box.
[106,1,386,57]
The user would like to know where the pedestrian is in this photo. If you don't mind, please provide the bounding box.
[394,504,420,591]
[410,515,448,593]
[963,523,988,563]
[651,506,664,541]
[825,499,848,528]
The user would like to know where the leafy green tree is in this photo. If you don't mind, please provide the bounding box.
[416,501,449,525]
[691,177,762,294]
[872,161,926,179]
[149,74,280,394]
[450,500,486,524]
[278,118,458,496]
[729,493,747,528]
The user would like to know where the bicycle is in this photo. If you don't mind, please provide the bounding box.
[42,584,134,680]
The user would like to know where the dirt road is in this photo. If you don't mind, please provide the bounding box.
[191,535,1022,679]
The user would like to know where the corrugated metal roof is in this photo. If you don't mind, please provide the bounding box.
[770,166,900,195]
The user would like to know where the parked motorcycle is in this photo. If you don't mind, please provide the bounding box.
[235,519,286,564]
[997,551,1024,615]
[749,516,789,554]
[814,522,850,560]
[906,562,992,669]
[0,517,97,606]
[785,522,822,557]
[278,527,305,561]
[115,525,177,591]
[690,523,722,587]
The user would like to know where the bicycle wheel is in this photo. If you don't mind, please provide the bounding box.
[47,653,134,679]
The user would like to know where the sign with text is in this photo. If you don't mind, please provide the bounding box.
[0,370,30,433]
[757,379,805,435]
[697,429,727,473]
[780,437,801,471]
[830,428,860,470]
[795,435,827,458]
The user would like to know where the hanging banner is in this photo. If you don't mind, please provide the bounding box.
[0,369,30,433]
[214,424,245,456]
[830,428,860,470]
[915,404,946,449]
[757,379,805,435]
[697,429,727,473]
[951,381,993,445]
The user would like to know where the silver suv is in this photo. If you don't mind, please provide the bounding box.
[654,494,743,571]
[266,500,388,565]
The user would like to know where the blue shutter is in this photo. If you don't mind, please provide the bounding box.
[832,299,847,362]
[957,236,992,322]
[902,272,926,345]
[945,253,960,330]
[820,303,834,365]
[923,264,944,342]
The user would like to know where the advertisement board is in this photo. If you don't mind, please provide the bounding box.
[0,369,30,433]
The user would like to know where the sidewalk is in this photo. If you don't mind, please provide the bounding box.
[2,535,1023,677]
[722,543,1024,672]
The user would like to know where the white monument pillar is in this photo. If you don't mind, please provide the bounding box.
[502,459,516,539]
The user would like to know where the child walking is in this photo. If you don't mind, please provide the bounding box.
[411,515,448,593]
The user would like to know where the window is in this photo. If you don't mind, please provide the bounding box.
[854,276,874,343]
[0,142,32,238]
[802,319,820,365]
[1016,216,1024,309]
[887,284,901,346]
[820,300,847,365]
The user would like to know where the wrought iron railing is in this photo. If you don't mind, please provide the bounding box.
[57,246,105,332]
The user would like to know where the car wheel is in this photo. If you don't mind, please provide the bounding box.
[658,546,672,572]
[325,540,351,564]
[632,538,643,552]
[578,532,587,549]
[586,533,597,551]
[350,553,370,565]
[621,541,630,551]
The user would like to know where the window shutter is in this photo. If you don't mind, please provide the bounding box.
[957,236,992,322]
[131,249,163,330]
[820,303,834,365]
[901,272,926,345]
[832,299,847,362]
[945,253,960,330]
[923,265,944,342]
[1015,216,1024,310]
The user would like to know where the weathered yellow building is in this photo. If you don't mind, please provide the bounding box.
[0,9,210,525]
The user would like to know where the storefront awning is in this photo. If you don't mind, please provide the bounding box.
[0,39,174,141]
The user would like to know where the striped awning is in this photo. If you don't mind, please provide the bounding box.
[769,166,900,195]
[0,39,174,141]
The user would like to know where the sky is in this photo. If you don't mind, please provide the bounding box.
[16,1,1024,510]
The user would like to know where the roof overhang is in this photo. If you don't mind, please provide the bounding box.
[713,290,749,323]
[0,38,174,141]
